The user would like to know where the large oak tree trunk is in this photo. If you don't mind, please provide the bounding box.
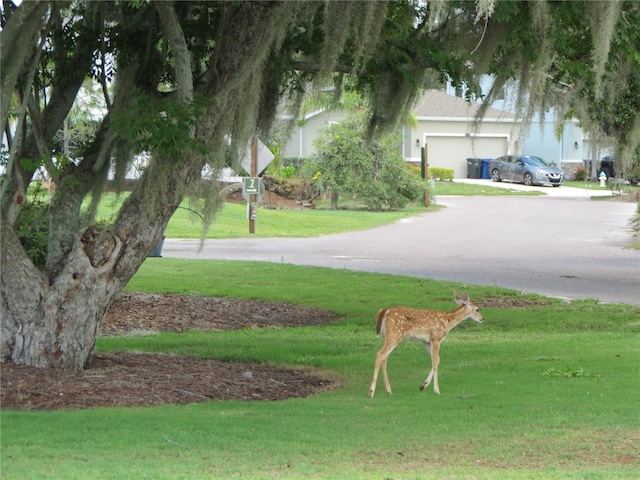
[1,202,182,369]
[0,155,203,369]
[1,220,125,368]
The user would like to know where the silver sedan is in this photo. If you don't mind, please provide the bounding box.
[490,155,564,187]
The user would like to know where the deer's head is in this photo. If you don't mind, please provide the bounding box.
[454,291,484,323]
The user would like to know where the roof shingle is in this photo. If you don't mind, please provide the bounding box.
[413,89,514,119]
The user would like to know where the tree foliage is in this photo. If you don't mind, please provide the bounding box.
[306,113,423,211]
[478,0,640,175]
[1,0,638,369]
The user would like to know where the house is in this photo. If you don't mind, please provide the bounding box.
[473,78,590,178]
[403,90,519,177]
[281,89,520,179]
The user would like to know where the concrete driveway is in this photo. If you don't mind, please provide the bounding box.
[163,185,640,306]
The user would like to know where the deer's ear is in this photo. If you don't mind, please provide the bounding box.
[462,292,470,303]
[454,291,462,305]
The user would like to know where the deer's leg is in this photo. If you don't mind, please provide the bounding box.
[381,353,392,395]
[420,342,434,391]
[369,342,397,398]
[431,340,442,394]
[369,349,386,398]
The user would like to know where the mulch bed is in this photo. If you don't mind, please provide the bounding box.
[0,292,563,411]
[1,294,340,411]
[99,293,338,335]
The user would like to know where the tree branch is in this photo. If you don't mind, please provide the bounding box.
[0,0,49,130]
[154,1,193,104]
[292,56,354,74]
[99,3,112,110]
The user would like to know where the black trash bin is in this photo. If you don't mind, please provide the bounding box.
[466,158,482,179]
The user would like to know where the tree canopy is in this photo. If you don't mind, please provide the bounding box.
[1,0,638,369]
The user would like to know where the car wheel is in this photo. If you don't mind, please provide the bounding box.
[491,169,502,182]
[523,173,533,186]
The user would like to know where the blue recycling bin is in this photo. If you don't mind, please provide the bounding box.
[481,158,491,179]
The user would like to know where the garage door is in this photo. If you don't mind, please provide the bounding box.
[425,136,508,178]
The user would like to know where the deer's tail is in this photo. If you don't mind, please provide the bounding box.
[376,308,388,337]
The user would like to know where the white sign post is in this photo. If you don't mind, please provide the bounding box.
[241,138,274,176]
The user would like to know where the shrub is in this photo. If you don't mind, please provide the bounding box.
[17,200,50,268]
[406,164,421,176]
[429,167,454,181]
[574,167,589,181]
[281,157,306,175]
[279,165,296,178]
[305,112,425,211]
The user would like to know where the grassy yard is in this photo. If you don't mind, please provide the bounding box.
[2,260,638,479]
[94,192,433,239]
[426,180,543,196]
[93,180,542,239]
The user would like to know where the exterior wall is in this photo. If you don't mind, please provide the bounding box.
[520,120,560,165]
[281,123,302,158]
[281,110,348,158]
[560,121,585,162]
[521,117,587,178]
[521,117,584,167]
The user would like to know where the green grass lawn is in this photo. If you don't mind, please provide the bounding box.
[2,260,638,479]
[167,201,433,238]
[94,192,434,239]
[428,180,543,196]
[563,180,612,190]
[93,180,543,239]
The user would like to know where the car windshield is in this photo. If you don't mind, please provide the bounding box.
[523,156,549,167]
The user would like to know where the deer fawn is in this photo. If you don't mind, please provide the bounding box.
[368,291,483,398]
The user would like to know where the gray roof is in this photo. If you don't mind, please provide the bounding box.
[413,89,515,119]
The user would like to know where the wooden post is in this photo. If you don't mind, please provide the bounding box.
[249,136,257,234]
[422,145,430,207]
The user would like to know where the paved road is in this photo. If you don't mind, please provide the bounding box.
[163,184,640,306]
